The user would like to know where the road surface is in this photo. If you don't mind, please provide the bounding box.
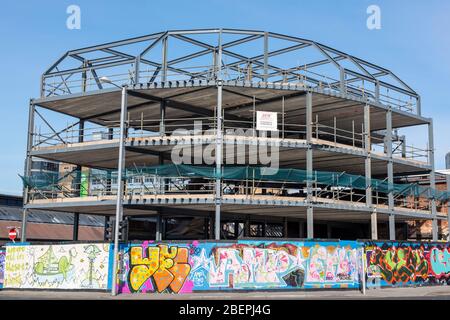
[0,285,449,299]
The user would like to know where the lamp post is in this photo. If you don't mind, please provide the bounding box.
[99,76,121,89]
[100,76,127,296]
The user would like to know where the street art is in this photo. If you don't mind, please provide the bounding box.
[364,242,450,288]
[4,243,112,289]
[116,240,360,294]
[0,250,5,289]
[128,244,191,293]
[4,240,450,293]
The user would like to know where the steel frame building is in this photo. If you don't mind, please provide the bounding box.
[21,29,449,245]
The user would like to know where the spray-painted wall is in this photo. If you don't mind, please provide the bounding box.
[0,249,5,289]
[364,241,450,288]
[3,240,449,293]
[3,243,113,290]
[116,240,361,294]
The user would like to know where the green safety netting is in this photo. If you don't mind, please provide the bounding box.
[20,164,450,201]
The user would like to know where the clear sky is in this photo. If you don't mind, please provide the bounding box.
[0,0,449,195]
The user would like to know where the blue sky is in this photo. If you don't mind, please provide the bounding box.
[0,0,449,195]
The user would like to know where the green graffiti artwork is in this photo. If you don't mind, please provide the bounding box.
[34,246,75,281]
[4,244,111,290]
[58,255,71,279]
[81,244,102,288]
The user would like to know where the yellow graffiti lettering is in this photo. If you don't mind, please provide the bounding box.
[128,245,190,293]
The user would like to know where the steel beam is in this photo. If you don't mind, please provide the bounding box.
[140,32,167,58]
[42,29,418,103]
[68,32,165,56]
[166,34,260,67]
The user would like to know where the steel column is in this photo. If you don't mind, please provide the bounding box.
[76,120,85,200]
[283,217,288,238]
[306,91,314,239]
[210,214,216,239]
[364,104,377,240]
[162,37,168,82]
[160,100,166,135]
[298,221,305,238]
[104,216,110,241]
[428,120,438,241]
[81,61,87,92]
[111,86,127,296]
[156,213,162,241]
[375,81,380,102]
[386,109,395,240]
[21,101,35,242]
[40,75,45,98]
[245,216,250,237]
[78,120,85,143]
[159,101,166,194]
[339,68,346,94]
[447,172,450,241]
[73,213,79,241]
[214,30,223,240]
[134,56,140,84]
[416,96,421,116]
[263,32,268,82]
[106,128,114,194]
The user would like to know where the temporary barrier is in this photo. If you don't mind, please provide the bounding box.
[364,241,450,288]
[116,240,361,294]
[0,249,5,289]
[3,243,113,290]
[2,240,449,293]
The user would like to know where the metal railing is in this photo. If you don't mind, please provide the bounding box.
[27,172,443,215]
[31,113,428,164]
[42,65,418,115]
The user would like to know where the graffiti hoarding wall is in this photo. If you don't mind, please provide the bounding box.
[0,250,5,289]
[4,243,112,289]
[364,241,450,288]
[116,240,360,294]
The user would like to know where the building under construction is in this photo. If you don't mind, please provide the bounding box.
[20,29,450,242]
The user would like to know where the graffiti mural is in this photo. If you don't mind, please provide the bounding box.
[4,243,112,289]
[117,240,360,294]
[4,240,450,293]
[364,242,450,288]
[128,244,191,293]
[0,250,5,289]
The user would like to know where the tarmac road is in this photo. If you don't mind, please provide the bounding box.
[0,285,449,300]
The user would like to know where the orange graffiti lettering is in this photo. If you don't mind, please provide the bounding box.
[128,245,190,293]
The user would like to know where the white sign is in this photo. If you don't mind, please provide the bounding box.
[256,111,278,131]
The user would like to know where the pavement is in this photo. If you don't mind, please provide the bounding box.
[0,285,450,300]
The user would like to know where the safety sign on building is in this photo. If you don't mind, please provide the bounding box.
[256,111,278,131]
